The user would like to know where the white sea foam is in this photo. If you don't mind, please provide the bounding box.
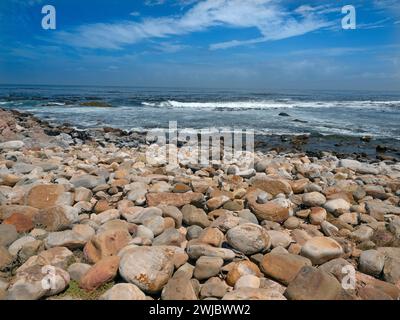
[141,100,400,110]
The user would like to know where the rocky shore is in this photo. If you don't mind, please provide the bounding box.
[0,108,400,300]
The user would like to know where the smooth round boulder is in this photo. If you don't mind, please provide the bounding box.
[226,223,271,255]
[300,237,343,265]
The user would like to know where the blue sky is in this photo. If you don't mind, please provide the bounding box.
[0,0,399,90]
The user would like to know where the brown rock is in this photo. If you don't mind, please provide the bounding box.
[226,260,262,286]
[84,229,131,263]
[198,228,224,247]
[0,246,13,271]
[80,256,120,291]
[25,184,68,209]
[261,253,312,285]
[33,205,76,231]
[251,177,292,196]
[3,213,34,233]
[146,192,203,207]
[247,189,290,223]
[285,266,342,300]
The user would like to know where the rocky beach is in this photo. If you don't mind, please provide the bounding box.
[1,107,400,300]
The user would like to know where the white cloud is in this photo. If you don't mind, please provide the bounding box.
[129,11,140,17]
[54,0,336,50]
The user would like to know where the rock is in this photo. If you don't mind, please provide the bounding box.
[119,246,175,294]
[226,223,271,255]
[158,205,183,227]
[0,224,18,247]
[318,258,353,282]
[222,288,286,300]
[44,224,95,249]
[302,192,326,207]
[235,275,260,289]
[226,260,262,286]
[200,277,228,298]
[70,174,106,189]
[193,256,223,280]
[7,264,70,300]
[17,247,74,273]
[100,283,146,300]
[91,209,120,224]
[126,182,148,205]
[161,271,198,300]
[355,272,400,300]
[261,253,312,285]
[80,256,120,291]
[142,215,165,236]
[136,225,154,241]
[338,159,378,174]
[25,184,71,209]
[359,250,385,277]
[197,227,224,247]
[187,243,235,261]
[338,212,359,225]
[153,228,185,247]
[250,176,292,196]
[8,236,36,256]
[186,225,203,240]
[181,205,210,228]
[324,199,351,216]
[284,216,300,229]
[34,205,78,231]
[84,229,131,263]
[237,209,258,224]
[309,207,327,225]
[350,225,374,242]
[365,200,400,219]
[146,192,203,208]
[247,189,290,223]
[67,263,91,282]
[364,185,388,200]
[207,196,230,211]
[0,140,24,150]
[74,187,92,202]
[383,257,400,286]
[267,230,292,249]
[3,212,34,233]
[285,266,342,300]
[300,237,343,265]
[0,246,13,271]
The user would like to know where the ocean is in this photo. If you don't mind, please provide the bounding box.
[0,85,399,142]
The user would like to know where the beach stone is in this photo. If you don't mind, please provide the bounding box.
[350,225,374,242]
[284,216,300,229]
[136,225,154,241]
[74,187,92,202]
[383,257,400,286]
[26,185,70,209]
[186,225,203,240]
[187,243,235,260]
[84,229,131,263]
[261,253,312,285]
[193,256,223,280]
[223,288,286,300]
[209,212,241,232]
[300,237,343,265]
[0,224,18,247]
[200,277,228,298]
[34,205,78,231]
[207,196,230,211]
[91,209,120,225]
[100,283,146,300]
[226,223,271,255]
[158,205,183,227]
[302,192,326,207]
[359,249,385,277]
[324,198,351,216]
[3,213,34,233]
[226,260,262,286]
[161,271,198,300]
[0,140,24,150]
[8,236,36,256]
[267,230,292,249]
[365,185,388,200]
[0,246,13,271]
[153,228,185,247]
[250,176,292,196]
[285,266,342,300]
[338,212,359,225]
[119,246,175,294]
[247,189,290,223]
[339,159,379,174]
[70,174,106,189]
[309,207,327,225]
[80,256,120,291]
[7,265,70,300]
[17,247,74,272]
[235,275,260,289]
[146,192,203,208]
[182,204,210,228]
[197,227,224,247]
[365,200,400,219]
[318,258,353,282]
[67,263,91,282]
[237,209,258,224]
[44,224,95,249]
[355,272,400,300]
[142,215,165,236]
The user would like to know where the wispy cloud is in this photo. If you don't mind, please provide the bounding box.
[52,0,336,50]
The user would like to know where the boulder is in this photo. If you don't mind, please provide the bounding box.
[226,223,271,255]
[301,237,343,265]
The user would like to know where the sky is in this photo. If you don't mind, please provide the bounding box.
[0,0,399,90]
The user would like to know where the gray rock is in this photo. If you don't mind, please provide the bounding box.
[226,223,271,255]
[302,192,326,207]
[0,141,25,150]
[0,224,18,247]
[100,283,146,300]
[70,174,106,189]
[193,256,223,280]
[67,263,91,282]
[359,249,385,277]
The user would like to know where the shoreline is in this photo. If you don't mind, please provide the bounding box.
[0,107,400,300]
